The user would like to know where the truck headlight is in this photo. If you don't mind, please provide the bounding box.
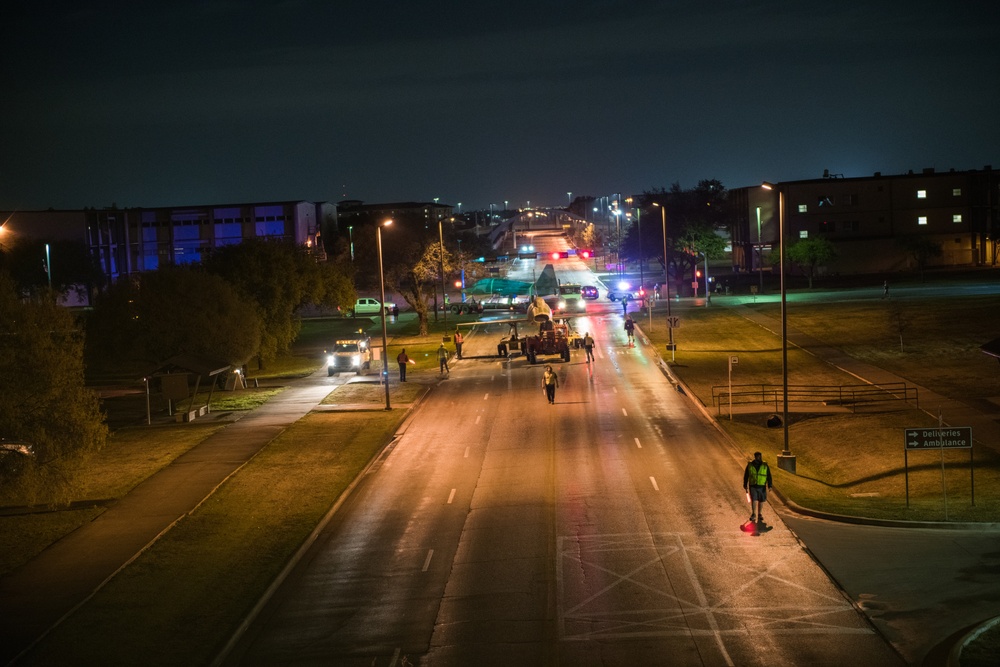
[352,354,361,367]
[326,355,335,365]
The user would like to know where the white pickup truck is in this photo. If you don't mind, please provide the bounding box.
[350,297,397,317]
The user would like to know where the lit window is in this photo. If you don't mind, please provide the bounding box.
[918,216,928,225]
[953,214,963,223]
[917,190,927,199]
[953,188,962,196]
[799,230,808,239]
[798,204,808,213]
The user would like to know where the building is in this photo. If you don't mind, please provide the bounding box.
[336,200,453,232]
[730,166,999,276]
[2,200,335,285]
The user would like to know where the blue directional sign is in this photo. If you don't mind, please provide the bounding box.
[904,427,972,449]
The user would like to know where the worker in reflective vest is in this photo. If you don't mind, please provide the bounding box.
[743,451,773,523]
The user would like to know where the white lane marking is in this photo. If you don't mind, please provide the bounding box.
[650,477,659,491]
[390,647,401,667]
[622,408,628,417]
[447,488,456,504]
[612,387,618,394]
[464,446,470,458]
[483,393,489,400]
[422,549,434,572]
[635,437,642,449]
[475,415,481,425]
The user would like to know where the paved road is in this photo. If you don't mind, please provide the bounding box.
[222,256,903,666]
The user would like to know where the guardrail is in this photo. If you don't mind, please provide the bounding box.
[711,382,919,416]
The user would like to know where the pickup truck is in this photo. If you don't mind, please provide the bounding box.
[326,333,373,376]
[351,297,397,317]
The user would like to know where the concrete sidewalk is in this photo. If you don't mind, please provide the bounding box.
[0,369,339,665]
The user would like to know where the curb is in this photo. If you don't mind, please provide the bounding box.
[947,615,1000,667]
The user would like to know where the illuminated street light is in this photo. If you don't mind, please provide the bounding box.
[348,225,354,262]
[377,219,393,410]
[439,217,449,324]
[761,181,794,473]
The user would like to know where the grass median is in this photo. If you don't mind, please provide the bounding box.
[22,394,412,666]
[642,292,1000,523]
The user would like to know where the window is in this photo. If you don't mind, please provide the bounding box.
[799,230,808,239]
[797,204,808,213]
[953,188,962,196]
[918,216,928,225]
[917,190,927,199]
[817,196,833,207]
[953,214,963,223]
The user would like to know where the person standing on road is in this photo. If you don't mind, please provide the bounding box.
[542,365,559,404]
[583,332,595,362]
[882,280,889,299]
[624,315,635,346]
[621,296,629,315]
[396,349,413,382]
[437,343,450,375]
[454,329,464,359]
[743,451,773,523]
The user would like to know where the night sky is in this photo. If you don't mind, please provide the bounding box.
[3,1,998,211]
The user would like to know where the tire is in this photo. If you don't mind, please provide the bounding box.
[451,305,461,314]
[328,369,336,377]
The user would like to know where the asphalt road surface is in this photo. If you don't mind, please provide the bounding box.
[221,249,903,666]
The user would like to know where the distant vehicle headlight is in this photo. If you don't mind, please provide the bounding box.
[617,280,631,290]
[558,301,567,310]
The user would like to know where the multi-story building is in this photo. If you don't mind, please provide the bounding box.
[731,166,999,276]
[2,200,335,285]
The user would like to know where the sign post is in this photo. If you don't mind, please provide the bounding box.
[903,426,973,510]
[728,356,738,420]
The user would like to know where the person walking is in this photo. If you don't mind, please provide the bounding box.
[624,315,635,346]
[882,280,889,299]
[621,297,629,315]
[542,365,559,404]
[583,332,595,362]
[396,348,413,382]
[454,329,464,359]
[742,451,773,523]
[437,343,450,375]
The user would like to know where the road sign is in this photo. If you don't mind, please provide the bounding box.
[666,316,680,328]
[904,427,972,449]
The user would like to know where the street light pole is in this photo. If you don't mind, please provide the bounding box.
[654,202,674,360]
[755,206,763,294]
[376,220,393,411]
[439,218,448,324]
[762,182,794,473]
[348,225,354,262]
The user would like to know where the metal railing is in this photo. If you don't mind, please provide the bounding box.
[711,382,919,415]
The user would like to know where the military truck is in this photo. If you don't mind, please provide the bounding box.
[522,320,572,364]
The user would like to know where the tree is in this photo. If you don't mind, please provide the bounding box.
[896,235,942,280]
[88,266,263,367]
[387,240,457,336]
[0,238,104,302]
[786,237,837,288]
[0,271,107,491]
[203,239,326,367]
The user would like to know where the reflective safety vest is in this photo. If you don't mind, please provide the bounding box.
[748,462,769,486]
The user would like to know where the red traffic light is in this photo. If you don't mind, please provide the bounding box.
[551,252,560,260]
[580,250,591,259]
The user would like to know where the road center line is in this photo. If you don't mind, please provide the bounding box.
[422,549,434,572]
[483,393,489,400]
[464,446,470,458]
[649,477,659,491]
[447,488,456,504]
[622,408,628,417]
[475,415,481,424]
[635,437,642,448]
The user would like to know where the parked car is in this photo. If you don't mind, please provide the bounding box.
[581,285,600,300]
[351,297,397,317]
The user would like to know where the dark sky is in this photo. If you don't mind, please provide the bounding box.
[3,0,998,211]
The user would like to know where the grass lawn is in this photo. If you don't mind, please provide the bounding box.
[23,409,406,666]
[644,291,1000,522]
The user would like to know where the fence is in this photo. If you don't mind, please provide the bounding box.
[711,382,919,416]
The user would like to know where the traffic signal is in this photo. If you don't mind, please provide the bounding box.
[551,252,560,260]
[579,249,591,259]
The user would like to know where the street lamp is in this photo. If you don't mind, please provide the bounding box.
[653,202,674,360]
[761,182,794,473]
[756,206,764,294]
[376,219,393,410]
[567,191,572,206]
[348,225,354,262]
[439,217,449,324]
[44,243,52,289]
